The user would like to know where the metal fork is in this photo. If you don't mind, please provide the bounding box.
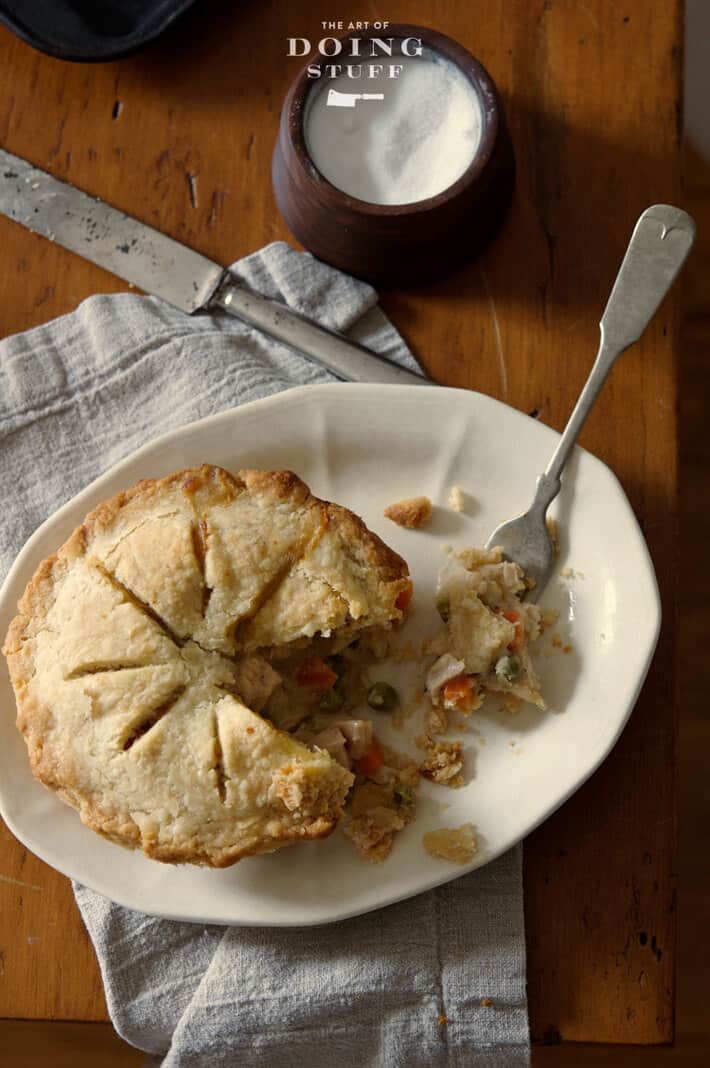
[485,204,696,600]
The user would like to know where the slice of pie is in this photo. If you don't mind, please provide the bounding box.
[3,465,410,867]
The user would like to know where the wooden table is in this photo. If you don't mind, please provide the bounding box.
[0,0,683,1058]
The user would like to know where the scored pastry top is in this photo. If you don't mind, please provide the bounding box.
[3,465,409,867]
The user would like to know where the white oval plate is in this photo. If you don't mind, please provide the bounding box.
[0,384,660,926]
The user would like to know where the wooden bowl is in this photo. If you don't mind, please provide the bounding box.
[272,24,515,287]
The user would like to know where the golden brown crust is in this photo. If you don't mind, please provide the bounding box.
[3,465,408,868]
[384,496,433,530]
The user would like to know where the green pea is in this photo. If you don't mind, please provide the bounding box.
[319,688,344,712]
[495,654,521,684]
[367,682,400,713]
[393,783,414,808]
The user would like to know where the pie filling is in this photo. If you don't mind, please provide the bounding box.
[425,545,545,722]
[229,628,421,864]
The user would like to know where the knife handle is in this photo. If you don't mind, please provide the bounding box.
[210,275,431,386]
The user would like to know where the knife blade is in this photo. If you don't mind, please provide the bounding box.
[0,148,428,386]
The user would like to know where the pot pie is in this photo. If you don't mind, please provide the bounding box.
[2,465,411,868]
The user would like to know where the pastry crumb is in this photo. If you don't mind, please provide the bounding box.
[343,807,405,863]
[448,485,465,512]
[384,496,432,529]
[418,737,465,787]
[550,633,573,654]
[423,701,450,737]
[423,823,477,864]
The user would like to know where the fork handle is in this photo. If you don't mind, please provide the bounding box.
[543,205,695,490]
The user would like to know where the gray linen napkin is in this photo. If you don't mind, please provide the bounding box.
[0,242,530,1067]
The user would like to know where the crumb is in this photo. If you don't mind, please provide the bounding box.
[384,496,432,529]
[551,633,573,654]
[480,997,494,1007]
[423,823,477,864]
[502,694,521,715]
[448,485,465,512]
[540,608,559,632]
[546,518,560,557]
[418,737,465,787]
[343,808,404,863]
[423,701,449,737]
[438,1014,448,1027]
[441,543,452,554]
[508,739,516,748]
[560,566,584,579]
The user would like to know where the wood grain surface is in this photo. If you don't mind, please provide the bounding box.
[0,0,683,1049]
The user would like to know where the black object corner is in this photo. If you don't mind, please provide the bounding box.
[0,0,198,62]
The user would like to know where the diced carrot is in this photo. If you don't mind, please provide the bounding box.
[355,737,385,777]
[295,655,338,692]
[395,580,413,613]
[502,610,524,651]
[441,674,477,712]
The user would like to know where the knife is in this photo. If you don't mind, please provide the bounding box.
[0,148,428,386]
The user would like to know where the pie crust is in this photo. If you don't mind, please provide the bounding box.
[3,465,410,867]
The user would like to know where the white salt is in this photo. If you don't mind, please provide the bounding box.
[304,52,482,206]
